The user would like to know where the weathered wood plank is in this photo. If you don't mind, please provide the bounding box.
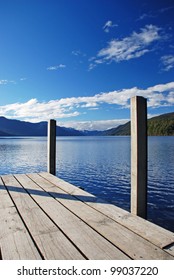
[0,178,42,260]
[39,172,174,249]
[2,174,84,260]
[35,173,174,260]
[16,173,129,260]
[1,172,173,260]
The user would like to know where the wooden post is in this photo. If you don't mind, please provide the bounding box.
[131,96,147,219]
[47,119,56,175]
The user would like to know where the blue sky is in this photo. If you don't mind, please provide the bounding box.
[0,0,174,130]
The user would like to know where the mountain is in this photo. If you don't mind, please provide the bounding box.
[0,112,173,137]
[82,130,103,136]
[56,126,84,136]
[0,130,13,136]
[103,122,130,136]
[148,112,174,136]
[103,112,174,136]
[0,116,83,136]
[0,117,47,136]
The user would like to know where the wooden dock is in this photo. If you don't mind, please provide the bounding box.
[0,172,174,260]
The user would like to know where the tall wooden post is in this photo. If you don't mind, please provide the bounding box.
[47,119,56,175]
[131,96,147,219]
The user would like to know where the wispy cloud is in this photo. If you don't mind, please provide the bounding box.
[161,55,174,71]
[72,50,87,66]
[72,50,80,56]
[0,80,8,85]
[103,20,118,33]
[89,25,162,70]
[137,5,174,21]
[20,77,27,81]
[0,78,27,85]
[47,64,66,70]
[0,79,16,85]
[72,50,86,57]
[0,82,174,124]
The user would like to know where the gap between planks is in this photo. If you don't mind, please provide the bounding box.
[38,172,174,254]
[1,175,85,260]
[15,173,130,260]
[0,177,42,260]
[2,174,129,260]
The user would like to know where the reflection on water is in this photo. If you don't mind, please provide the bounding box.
[147,137,174,230]
[0,137,47,174]
[0,136,173,231]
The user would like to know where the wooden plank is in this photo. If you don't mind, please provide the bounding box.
[39,172,174,249]
[0,178,42,260]
[34,173,174,260]
[0,207,42,260]
[15,173,130,260]
[2,174,84,260]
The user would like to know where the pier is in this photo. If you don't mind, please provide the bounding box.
[0,172,174,260]
[0,96,174,260]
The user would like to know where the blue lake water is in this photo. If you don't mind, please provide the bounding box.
[0,136,173,232]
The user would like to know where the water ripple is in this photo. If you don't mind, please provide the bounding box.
[0,136,173,232]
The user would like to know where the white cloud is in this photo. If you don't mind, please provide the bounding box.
[72,50,86,57]
[147,113,160,119]
[137,5,174,21]
[161,55,174,71]
[0,81,174,125]
[0,79,16,85]
[58,119,129,131]
[20,77,27,81]
[0,98,80,122]
[103,20,118,33]
[81,102,98,108]
[47,64,66,70]
[89,25,162,69]
[0,80,8,85]
[147,82,174,92]
[72,50,81,56]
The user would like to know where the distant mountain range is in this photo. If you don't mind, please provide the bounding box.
[0,112,174,137]
[0,117,84,136]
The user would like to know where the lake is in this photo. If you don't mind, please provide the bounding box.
[0,136,173,232]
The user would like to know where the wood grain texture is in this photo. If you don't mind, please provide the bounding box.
[1,175,84,260]
[35,173,174,260]
[0,178,41,260]
[16,173,129,260]
[1,172,174,260]
[39,172,174,249]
